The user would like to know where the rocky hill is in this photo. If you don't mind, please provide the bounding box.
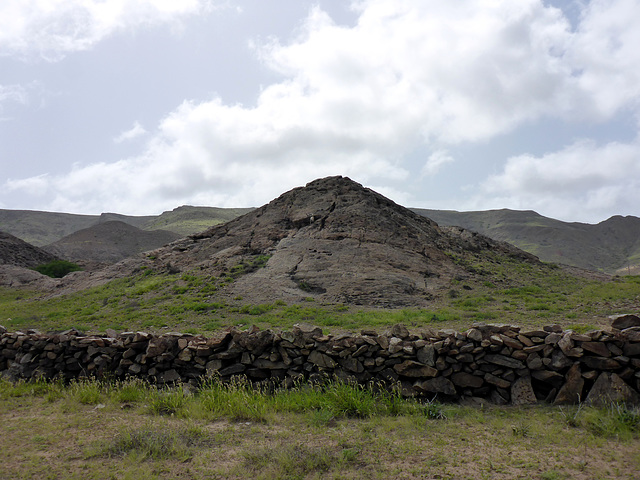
[133,176,539,307]
[414,209,640,274]
[0,231,59,268]
[43,221,182,266]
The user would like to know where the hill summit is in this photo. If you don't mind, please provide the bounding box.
[144,176,539,307]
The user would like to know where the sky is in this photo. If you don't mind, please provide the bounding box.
[1,0,640,224]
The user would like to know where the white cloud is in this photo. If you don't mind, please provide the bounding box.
[0,0,214,61]
[114,121,147,143]
[473,138,640,222]
[421,150,454,178]
[0,84,29,111]
[4,0,640,219]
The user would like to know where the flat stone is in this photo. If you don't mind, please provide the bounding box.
[158,369,181,383]
[581,356,621,371]
[414,376,456,396]
[387,324,410,339]
[451,372,484,388]
[393,360,438,378]
[585,373,640,407]
[549,350,573,371]
[581,342,610,357]
[466,328,483,343]
[511,376,537,406]
[219,364,246,376]
[611,314,640,330]
[554,364,584,405]
[252,358,288,370]
[484,372,511,389]
[557,333,573,354]
[416,345,435,366]
[308,350,337,368]
[483,354,525,369]
[339,357,364,373]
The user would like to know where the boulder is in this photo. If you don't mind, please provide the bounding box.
[611,314,640,330]
[511,376,537,406]
[585,373,640,407]
[553,364,584,405]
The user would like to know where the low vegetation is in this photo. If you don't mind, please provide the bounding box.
[1,261,638,335]
[1,377,638,479]
[3,253,640,478]
[32,259,82,278]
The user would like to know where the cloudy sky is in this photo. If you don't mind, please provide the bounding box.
[1,0,640,223]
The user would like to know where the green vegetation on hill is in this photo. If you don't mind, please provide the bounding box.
[33,260,82,278]
[142,206,254,236]
[1,257,638,335]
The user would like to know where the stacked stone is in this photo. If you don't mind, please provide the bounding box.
[1,317,639,406]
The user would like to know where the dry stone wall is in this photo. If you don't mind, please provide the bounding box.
[2,317,640,407]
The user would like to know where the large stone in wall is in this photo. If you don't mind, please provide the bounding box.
[414,376,456,396]
[584,373,640,407]
[393,360,438,378]
[553,364,584,405]
[611,314,640,330]
[511,376,537,405]
[308,350,337,368]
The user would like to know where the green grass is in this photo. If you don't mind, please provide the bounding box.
[1,377,639,479]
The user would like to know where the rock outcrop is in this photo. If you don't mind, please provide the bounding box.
[143,176,540,307]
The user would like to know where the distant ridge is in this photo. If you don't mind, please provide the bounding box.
[2,196,638,275]
[44,221,182,265]
[413,208,640,274]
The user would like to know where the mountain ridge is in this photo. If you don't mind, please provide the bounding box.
[1,195,638,274]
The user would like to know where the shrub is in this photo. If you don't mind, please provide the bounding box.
[33,260,82,278]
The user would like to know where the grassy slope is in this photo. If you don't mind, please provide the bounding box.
[1,378,638,479]
[142,206,254,237]
[1,254,640,479]
[1,254,639,336]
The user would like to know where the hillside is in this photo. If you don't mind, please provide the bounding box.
[43,221,182,265]
[0,206,253,246]
[142,205,254,236]
[413,208,640,274]
[0,231,58,268]
[126,176,542,307]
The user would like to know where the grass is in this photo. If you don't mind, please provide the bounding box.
[1,257,640,477]
[1,246,639,335]
[0,377,639,479]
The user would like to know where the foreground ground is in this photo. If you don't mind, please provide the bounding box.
[2,268,640,478]
[1,378,639,480]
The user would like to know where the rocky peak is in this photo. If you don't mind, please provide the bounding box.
[145,176,538,307]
